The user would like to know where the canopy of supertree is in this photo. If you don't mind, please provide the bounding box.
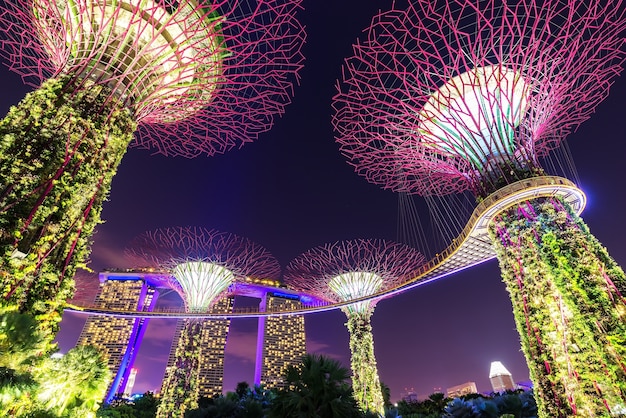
[284,239,425,313]
[285,239,425,416]
[332,0,625,198]
[333,1,626,416]
[126,227,281,313]
[0,0,302,325]
[1,0,305,155]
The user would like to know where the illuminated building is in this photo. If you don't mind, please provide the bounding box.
[123,368,138,398]
[489,361,516,393]
[254,292,306,389]
[446,382,478,398]
[76,272,161,403]
[401,388,418,402]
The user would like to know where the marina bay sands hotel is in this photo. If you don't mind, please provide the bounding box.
[76,270,308,403]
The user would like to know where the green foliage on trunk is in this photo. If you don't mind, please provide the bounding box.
[0,75,136,338]
[345,308,385,416]
[488,197,626,417]
[157,319,205,418]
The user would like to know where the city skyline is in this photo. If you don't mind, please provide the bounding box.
[2,0,625,404]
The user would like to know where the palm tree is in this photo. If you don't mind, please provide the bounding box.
[0,305,47,415]
[37,344,111,417]
[269,353,361,418]
[426,392,452,415]
[0,305,47,370]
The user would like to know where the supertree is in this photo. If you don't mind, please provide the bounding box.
[126,226,281,417]
[284,239,425,416]
[0,0,303,333]
[332,0,626,416]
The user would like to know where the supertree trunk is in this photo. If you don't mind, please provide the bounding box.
[488,197,626,417]
[345,308,385,416]
[157,319,205,418]
[0,75,135,334]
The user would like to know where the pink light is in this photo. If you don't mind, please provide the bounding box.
[284,239,426,306]
[0,0,305,157]
[332,0,626,196]
[126,227,282,312]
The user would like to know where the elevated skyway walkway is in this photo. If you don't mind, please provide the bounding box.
[66,176,585,319]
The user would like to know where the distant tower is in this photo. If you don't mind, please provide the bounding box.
[333,0,626,415]
[0,0,304,332]
[447,382,478,398]
[285,239,425,416]
[123,368,138,398]
[127,227,281,418]
[254,292,306,389]
[76,271,164,403]
[489,361,516,393]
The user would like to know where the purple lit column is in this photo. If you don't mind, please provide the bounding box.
[254,293,269,386]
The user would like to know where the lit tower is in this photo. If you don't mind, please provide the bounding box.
[333,0,626,415]
[75,270,164,403]
[284,239,425,416]
[0,0,304,330]
[127,226,281,417]
[489,361,515,393]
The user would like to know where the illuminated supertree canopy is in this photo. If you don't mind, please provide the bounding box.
[333,0,624,198]
[333,1,626,416]
[127,226,281,312]
[0,0,303,328]
[127,226,281,416]
[285,239,425,416]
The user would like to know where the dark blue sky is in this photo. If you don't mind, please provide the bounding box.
[2,0,626,402]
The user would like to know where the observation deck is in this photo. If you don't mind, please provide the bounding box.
[66,176,585,319]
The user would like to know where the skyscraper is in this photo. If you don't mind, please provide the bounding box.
[254,292,306,389]
[446,381,478,398]
[76,271,161,403]
[489,361,516,392]
[161,297,234,398]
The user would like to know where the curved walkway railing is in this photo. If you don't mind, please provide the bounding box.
[66,176,585,319]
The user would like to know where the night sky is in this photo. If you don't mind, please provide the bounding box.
[2,0,626,403]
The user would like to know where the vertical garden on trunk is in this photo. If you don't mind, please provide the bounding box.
[0,75,135,336]
[489,197,626,416]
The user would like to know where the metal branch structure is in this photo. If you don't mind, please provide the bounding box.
[127,226,281,312]
[285,239,425,416]
[333,1,626,415]
[333,0,624,198]
[127,226,281,416]
[1,0,305,155]
[68,271,101,307]
[0,0,303,330]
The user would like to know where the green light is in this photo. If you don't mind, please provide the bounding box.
[418,65,530,167]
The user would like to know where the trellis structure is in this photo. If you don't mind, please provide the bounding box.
[285,239,425,416]
[0,0,304,334]
[127,226,281,417]
[333,0,626,416]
